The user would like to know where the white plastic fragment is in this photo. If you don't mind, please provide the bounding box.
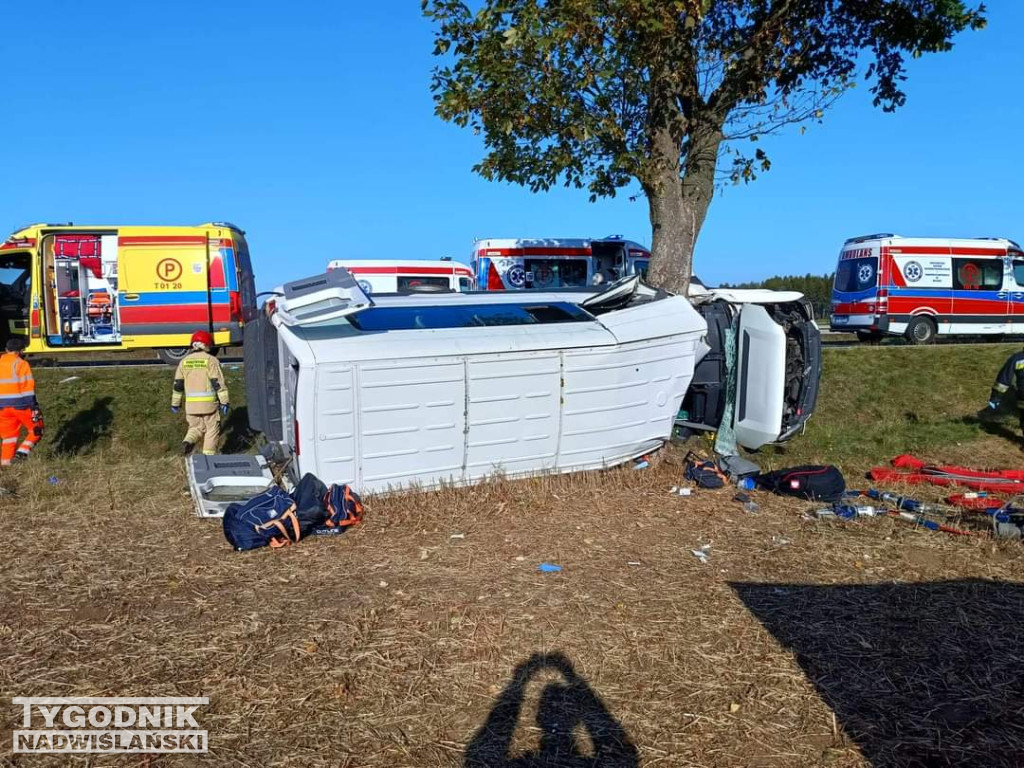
[691,545,712,564]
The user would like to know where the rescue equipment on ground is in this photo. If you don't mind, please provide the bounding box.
[683,452,728,489]
[869,455,1024,493]
[222,474,365,551]
[755,465,846,502]
[864,488,946,517]
[946,492,1004,512]
[187,454,276,518]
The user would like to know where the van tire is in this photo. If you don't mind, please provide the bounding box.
[905,317,937,345]
[157,348,191,365]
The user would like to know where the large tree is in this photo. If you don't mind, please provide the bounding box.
[425,0,985,292]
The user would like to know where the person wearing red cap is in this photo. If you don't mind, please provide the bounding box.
[170,331,229,456]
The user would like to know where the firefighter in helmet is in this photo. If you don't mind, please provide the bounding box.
[0,337,43,466]
[171,331,229,456]
[988,348,1024,438]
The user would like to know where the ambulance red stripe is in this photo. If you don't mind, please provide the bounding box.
[476,247,592,256]
[348,265,473,275]
[118,236,207,246]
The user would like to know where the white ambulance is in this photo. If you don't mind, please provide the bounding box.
[831,234,1024,343]
[326,258,474,295]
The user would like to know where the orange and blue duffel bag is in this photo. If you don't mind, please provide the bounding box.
[312,484,365,537]
[223,474,328,551]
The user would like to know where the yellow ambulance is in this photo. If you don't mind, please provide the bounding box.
[0,222,256,363]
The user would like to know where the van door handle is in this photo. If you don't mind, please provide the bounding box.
[123,294,140,301]
[997,291,1009,299]
[1014,292,1024,300]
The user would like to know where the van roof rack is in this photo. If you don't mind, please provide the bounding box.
[844,233,897,244]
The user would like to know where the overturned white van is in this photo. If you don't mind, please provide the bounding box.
[234,269,819,496]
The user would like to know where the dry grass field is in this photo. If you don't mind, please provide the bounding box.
[2,346,1024,767]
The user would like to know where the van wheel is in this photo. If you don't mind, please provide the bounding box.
[157,348,190,365]
[905,317,937,345]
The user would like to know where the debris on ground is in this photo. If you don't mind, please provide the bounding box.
[733,492,760,514]
[691,544,712,563]
[59,376,80,384]
[537,563,562,573]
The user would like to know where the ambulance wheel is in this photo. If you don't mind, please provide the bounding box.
[905,317,937,345]
[157,347,191,365]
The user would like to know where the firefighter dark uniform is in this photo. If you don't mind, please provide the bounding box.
[0,338,43,466]
[171,331,229,456]
[989,349,1024,435]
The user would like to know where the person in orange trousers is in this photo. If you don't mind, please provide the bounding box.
[0,337,43,467]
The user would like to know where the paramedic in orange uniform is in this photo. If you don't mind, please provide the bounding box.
[171,330,229,456]
[0,337,44,466]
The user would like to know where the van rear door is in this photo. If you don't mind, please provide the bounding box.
[733,304,786,449]
[274,269,372,327]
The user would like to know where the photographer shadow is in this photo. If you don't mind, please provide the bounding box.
[465,652,638,768]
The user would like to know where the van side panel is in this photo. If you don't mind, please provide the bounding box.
[465,353,561,476]
[354,358,466,488]
[314,364,358,483]
[560,337,695,468]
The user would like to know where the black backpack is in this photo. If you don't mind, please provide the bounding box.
[755,465,846,501]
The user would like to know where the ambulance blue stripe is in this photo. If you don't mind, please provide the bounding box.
[118,290,231,306]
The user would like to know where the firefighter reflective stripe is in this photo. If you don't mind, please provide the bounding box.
[173,351,229,415]
[995,382,1010,393]
[0,353,35,409]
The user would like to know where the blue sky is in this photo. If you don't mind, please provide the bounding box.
[1,1,1019,290]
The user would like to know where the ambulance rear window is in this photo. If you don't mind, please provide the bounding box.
[349,302,593,331]
[834,256,877,292]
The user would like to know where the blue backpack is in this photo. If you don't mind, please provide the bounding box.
[312,484,365,536]
[223,485,323,551]
[223,476,364,551]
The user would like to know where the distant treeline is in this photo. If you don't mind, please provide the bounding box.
[720,273,834,319]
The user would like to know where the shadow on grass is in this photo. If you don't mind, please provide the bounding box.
[51,396,114,456]
[465,652,638,768]
[961,412,1022,446]
[220,406,258,454]
[732,580,1024,767]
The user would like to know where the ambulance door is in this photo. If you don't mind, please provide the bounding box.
[0,250,32,346]
[951,254,1009,335]
[1008,252,1024,334]
[118,233,213,345]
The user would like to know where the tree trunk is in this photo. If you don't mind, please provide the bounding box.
[644,124,723,295]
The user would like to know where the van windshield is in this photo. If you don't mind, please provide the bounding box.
[834,257,878,293]
[349,302,593,331]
